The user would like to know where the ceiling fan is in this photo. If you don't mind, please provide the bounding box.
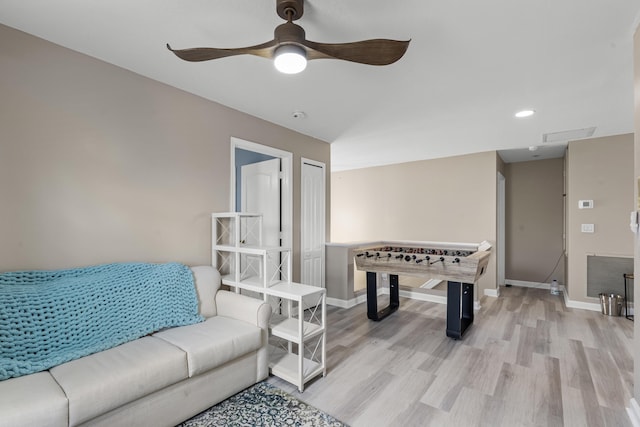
[167,0,410,74]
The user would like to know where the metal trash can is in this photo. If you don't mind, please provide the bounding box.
[599,293,624,316]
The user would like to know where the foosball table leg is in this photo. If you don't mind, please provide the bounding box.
[366,272,400,321]
[446,281,474,339]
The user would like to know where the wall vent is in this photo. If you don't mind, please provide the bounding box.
[586,255,632,298]
[542,126,596,143]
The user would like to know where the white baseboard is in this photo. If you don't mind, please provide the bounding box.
[562,287,602,312]
[383,287,481,311]
[627,398,640,427]
[419,279,443,289]
[325,297,350,308]
[380,287,448,305]
[330,279,615,314]
[326,293,367,309]
[505,279,550,289]
[327,286,474,309]
[484,288,499,298]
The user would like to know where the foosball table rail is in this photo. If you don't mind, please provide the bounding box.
[354,244,490,284]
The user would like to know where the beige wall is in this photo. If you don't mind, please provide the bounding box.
[0,24,330,277]
[331,151,499,296]
[505,159,565,283]
[565,134,634,303]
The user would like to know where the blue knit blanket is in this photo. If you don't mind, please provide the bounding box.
[0,262,204,380]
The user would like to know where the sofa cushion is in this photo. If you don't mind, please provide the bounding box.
[49,336,187,427]
[153,316,262,377]
[0,371,68,427]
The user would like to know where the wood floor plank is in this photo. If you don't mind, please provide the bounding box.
[534,318,552,356]
[492,361,538,423]
[545,355,564,421]
[585,346,628,410]
[601,405,633,427]
[568,339,606,427]
[266,287,633,426]
[351,368,435,426]
[562,385,591,427]
[516,325,537,367]
[479,396,506,427]
[446,386,491,427]
[392,401,449,427]
[333,371,396,421]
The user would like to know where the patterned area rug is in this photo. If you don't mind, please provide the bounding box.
[178,382,348,427]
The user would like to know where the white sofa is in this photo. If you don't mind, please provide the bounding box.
[0,266,271,427]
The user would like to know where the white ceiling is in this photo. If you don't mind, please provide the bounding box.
[1,0,638,170]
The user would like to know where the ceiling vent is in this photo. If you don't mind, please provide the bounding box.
[542,127,596,143]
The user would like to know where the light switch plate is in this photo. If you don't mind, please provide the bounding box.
[581,224,595,233]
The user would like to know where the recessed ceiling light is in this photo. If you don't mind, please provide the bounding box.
[515,110,535,118]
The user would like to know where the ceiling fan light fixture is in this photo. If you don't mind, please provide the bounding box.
[274,44,307,74]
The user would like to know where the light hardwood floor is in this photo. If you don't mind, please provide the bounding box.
[267,286,634,427]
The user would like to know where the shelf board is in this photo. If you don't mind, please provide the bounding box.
[221,275,289,292]
[269,350,324,385]
[271,317,324,342]
[212,212,262,218]
[267,282,326,300]
[222,276,325,301]
[213,244,292,255]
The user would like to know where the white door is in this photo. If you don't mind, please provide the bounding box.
[301,159,325,288]
[241,158,281,283]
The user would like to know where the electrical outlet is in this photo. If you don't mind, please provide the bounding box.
[581,224,595,233]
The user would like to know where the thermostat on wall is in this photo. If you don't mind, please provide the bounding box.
[578,200,593,209]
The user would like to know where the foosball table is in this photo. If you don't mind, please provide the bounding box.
[354,240,492,339]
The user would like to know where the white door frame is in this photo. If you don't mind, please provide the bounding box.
[300,157,326,288]
[230,137,293,251]
[497,171,506,296]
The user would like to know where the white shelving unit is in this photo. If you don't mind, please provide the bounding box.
[269,281,326,392]
[212,212,292,291]
[211,212,326,392]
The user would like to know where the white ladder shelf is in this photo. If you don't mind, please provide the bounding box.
[211,212,326,392]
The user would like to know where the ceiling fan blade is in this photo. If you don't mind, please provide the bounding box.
[166,39,278,62]
[302,39,410,65]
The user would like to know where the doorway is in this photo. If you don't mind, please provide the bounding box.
[230,137,293,266]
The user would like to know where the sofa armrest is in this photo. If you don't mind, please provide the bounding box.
[191,266,221,318]
[215,290,271,330]
[215,290,271,382]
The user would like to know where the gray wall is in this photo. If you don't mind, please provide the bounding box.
[0,24,330,279]
[565,134,634,303]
